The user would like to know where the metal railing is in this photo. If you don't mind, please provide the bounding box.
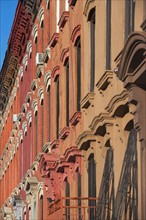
[61,197,99,220]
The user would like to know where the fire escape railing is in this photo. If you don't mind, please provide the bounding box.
[61,197,99,220]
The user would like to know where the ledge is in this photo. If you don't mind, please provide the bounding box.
[59,126,70,140]
[70,111,81,126]
[81,92,95,109]
[49,33,59,48]
[58,11,69,30]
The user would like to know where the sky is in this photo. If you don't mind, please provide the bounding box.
[0,0,18,71]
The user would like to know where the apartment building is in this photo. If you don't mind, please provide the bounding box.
[0,0,146,219]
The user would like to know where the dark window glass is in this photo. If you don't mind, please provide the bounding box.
[65,180,70,220]
[125,0,135,40]
[75,37,81,111]
[56,75,60,139]
[88,154,96,220]
[106,0,111,69]
[48,89,50,141]
[65,58,69,126]
[77,173,82,219]
[88,8,95,92]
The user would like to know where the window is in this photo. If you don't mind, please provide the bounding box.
[77,172,82,220]
[75,37,81,111]
[125,0,135,40]
[88,8,96,92]
[88,154,96,220]
[56,75,60,139]
[56,0,60,33]
[48,89,50,141]
[65,58,69,126]
[65,179,70,220]
[106,0,111,69]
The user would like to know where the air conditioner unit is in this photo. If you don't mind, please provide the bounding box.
[36,53,44,66]
[13,114,18,123]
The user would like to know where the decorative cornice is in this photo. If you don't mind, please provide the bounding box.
[105,90,128,115]
[81,92,95,109]
[60,48,69,64]
[70,111,81,126]
[70,25,81,44]
[59,126,70,140]
[48,33,59,48]
[51,66,60,81]
[84,0,95,16]
[117,32,146,83]
[76,130,97,150]
[96,71,113,96]
[58,11,69,30]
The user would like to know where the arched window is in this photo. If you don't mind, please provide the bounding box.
[88,8,96,92]
[88,154,96,220]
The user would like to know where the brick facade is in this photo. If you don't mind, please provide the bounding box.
[0,0,146,219]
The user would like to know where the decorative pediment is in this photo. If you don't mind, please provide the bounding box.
[117,32,146,89]
[39,153,59,175]
[76,130,97,150]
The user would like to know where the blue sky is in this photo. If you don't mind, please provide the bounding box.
[0,0,18,71]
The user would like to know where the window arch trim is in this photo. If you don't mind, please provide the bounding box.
[70,25,81,45]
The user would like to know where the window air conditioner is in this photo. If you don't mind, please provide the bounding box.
[36,53,44,66]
